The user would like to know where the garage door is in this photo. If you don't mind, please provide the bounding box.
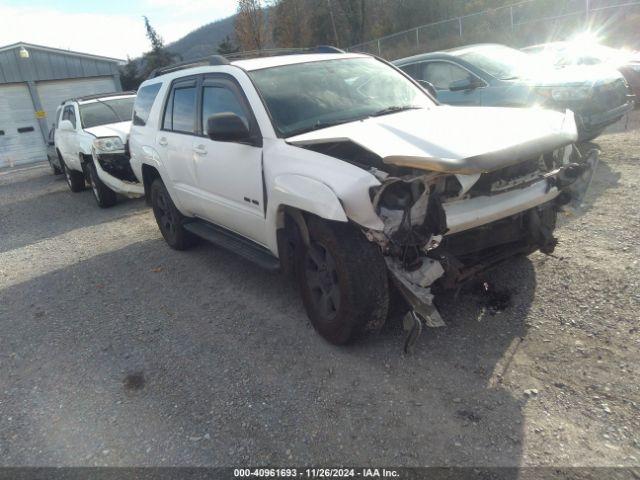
[37,76,117,130]
[0,83,46,168]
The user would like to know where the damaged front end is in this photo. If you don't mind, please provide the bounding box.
[91,137,143,197]
[288,106,597,350]
[366,144,597,350]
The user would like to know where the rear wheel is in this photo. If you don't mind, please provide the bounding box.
[296,217,389,345]
[150,178,198,250]
[88,161,117,208]
[62,161,85,192]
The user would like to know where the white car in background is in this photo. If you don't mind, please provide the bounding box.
[54,92,143,207]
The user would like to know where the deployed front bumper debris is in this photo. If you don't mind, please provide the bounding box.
[373,147,599,352]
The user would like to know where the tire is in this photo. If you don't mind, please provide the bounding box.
[296,216,389,345]
[88,161,117,208]
[62,161,85,192]
[48,156,62,175]
[150,178,199,250]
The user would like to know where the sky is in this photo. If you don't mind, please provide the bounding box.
[0,0,238,60]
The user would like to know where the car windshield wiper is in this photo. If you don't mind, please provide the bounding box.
[371,105,422,117]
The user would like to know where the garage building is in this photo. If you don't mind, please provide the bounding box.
[0,42,124,168]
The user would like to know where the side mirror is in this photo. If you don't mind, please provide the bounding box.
[449,77,480,92]
[417,80,437,97]
[59,120,74,131]
[206,113,251,143]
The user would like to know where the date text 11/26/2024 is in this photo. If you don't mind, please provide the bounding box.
[233,468,400,478]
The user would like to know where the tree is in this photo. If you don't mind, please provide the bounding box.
[235,0,267,51]
[119,56,141,90]
[141,16,180,78]
[335,0,367,45]
[217,35,240,55]
[271,0,311,47]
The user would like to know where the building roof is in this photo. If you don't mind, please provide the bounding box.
[0,42,125,64]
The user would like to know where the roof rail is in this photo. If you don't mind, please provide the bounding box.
[148,55,230,78]
[225,45,345,61]
[145,46,345,79]
[60,90,137,105]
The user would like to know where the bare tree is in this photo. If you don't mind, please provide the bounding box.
[271,0,314,47]
[336,0,367,45]
[235,0,266,51]
[327,0,340,46]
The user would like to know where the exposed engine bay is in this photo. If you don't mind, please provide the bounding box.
[301,139,598,351]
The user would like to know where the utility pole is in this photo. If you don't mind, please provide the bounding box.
[327,0,340,47]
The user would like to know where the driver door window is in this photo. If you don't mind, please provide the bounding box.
[201,85,248,131]
[63,106,77,129]
[420,62,470,90]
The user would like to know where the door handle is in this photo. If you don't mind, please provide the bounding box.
[193,145,207,156]
[158,137,168,147]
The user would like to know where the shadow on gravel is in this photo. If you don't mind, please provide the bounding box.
[556,150,621,225]
[0,235,535,470]
[0,185,148,254]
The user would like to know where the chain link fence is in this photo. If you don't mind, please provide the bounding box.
[347,0,640,60]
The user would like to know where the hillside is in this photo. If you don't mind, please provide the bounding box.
[167,15,236,60]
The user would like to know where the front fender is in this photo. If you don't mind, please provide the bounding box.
[264,174,347,254]
[79,136,94,157]
[270,174,348,223]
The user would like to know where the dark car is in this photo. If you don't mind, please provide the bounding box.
[393,44,634,141]
[46,124,62,175]
[523,41,640,106]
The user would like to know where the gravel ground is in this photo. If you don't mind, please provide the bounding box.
[0,112,638,468]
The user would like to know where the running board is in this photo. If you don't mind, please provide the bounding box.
[184,220,280,272]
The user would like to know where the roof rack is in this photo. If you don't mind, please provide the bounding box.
[148,55,230,78]
[61,90,137,105]
[225,45,345,60]
[146,46,345,79]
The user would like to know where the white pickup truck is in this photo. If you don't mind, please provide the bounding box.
[129,49,595,346]
[54,92,143,207]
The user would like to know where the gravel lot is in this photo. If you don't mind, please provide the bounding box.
[0,112,638,468]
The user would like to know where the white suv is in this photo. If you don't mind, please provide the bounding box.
[55,92,143,207]
[129,50,595,346]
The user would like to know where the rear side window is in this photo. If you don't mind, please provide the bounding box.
[163,83,197,133]
[133,83,161,126]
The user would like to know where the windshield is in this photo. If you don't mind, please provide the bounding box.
[456,45,535,80]
[248,57,433,137]
[79,97,135,129]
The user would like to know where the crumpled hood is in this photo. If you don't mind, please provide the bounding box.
[287,106,577,174]
[85,121,131,141]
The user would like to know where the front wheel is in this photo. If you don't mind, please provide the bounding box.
[296,217,389,345]
[88,161,117,208]
[48,156,62,175]
[150,178,198,250]
[62,161,85,192]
